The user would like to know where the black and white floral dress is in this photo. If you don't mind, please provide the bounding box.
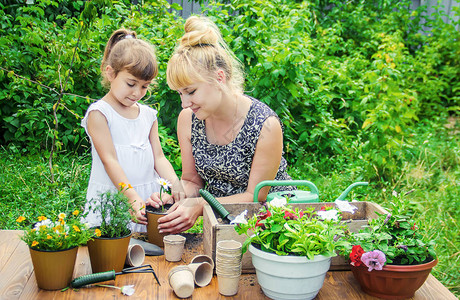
[191,96,295,198]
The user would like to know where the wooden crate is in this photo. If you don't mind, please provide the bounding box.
[203,201,387,273]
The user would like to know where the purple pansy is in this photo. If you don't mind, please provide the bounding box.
[361,250,386,271]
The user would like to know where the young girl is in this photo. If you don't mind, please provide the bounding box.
[81,29,183,232]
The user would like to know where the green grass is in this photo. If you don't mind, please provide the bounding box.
[1,119,458,296]
[0,147,91,229]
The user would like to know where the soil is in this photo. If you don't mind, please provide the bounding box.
[145,204,173,214]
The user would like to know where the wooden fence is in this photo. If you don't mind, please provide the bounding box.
[166,0,459,31]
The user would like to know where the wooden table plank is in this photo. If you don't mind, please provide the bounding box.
[0,230,21,273]
[0,232,34,300]
[0,230,456,300]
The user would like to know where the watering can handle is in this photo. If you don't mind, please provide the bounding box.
[253,180,319,203]
[336,182,369,201]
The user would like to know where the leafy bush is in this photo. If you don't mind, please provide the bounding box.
[2,0,457,181]
[204,0,459,181]
[0,0,183,172]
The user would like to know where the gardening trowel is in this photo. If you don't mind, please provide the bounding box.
[199,189,236,224]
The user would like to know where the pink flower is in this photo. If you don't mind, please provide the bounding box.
[361,250,386,271]
[283,211,297,220]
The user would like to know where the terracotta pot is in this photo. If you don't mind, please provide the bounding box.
[351,259,438,299]
[146,204,172,247]
[29,246,78,290]
[87,231,132,273]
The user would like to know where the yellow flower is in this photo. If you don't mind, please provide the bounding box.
[119,182,127,189]
[16,216,26,223]
[72,210,79,216]
[39,225,47,231]
[37,216,47,221]
[32,241,39,247]
[128,184,133,189]
[46,235,52,240]
[58,213,66,219]
[95,228,101,237]
[73,225,80,232]
[54,225,62,233]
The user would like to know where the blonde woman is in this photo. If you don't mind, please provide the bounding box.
[150,16,294,234]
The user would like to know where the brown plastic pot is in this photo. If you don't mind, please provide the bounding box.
[29,246,78,290]
[87,231,132,273]
[351,259,438,299]
[146,204,172,247]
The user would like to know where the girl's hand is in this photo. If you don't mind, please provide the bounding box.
[147,192,174,209]
[134,208,147,225]
[131,200,147,225]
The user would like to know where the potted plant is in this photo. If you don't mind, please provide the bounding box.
[340,192,437,299]
[146,178,173,247]
[16,210,94,290]
[87,182,136,273]
[235,198,348,300]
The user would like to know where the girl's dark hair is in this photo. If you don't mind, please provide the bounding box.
[101,29,158,88]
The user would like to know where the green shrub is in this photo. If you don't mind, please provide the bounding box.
[1,0,458,181]
[203,0,459,181]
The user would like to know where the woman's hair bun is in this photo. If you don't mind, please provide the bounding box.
[180,15,219,48]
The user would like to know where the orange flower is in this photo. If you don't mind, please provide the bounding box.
[37,216,47,221]
[32,241,39,247]
[95,228,102,237]
[46,235,52,240]
[73,225,80,232]
[16,216,26,223]
[72,210,79,216]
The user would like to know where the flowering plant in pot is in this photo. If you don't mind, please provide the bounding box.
[340,191,437,299]
[87,182,136,273]
[146,178,173,247]
[234,198,348,300]
[16,210,94,290]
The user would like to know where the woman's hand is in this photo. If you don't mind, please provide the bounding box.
[171,179,186,202]
[157,197,204,234]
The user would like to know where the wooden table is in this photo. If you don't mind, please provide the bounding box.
[0,230,456,299]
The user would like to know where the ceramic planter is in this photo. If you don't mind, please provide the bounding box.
[87,231,132,273]
[351,258,438,299]
[29,246,78,290]
[249,244,331,300]
[146,204,172,247]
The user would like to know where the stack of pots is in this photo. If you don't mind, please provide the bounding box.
[216,240,242,296]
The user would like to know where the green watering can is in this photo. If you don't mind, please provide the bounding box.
[253,180,369,203]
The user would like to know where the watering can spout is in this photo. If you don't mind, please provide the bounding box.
[336,182,368,201]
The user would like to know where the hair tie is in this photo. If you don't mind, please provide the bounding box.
[193,43,214,48]
[124,34,134,39]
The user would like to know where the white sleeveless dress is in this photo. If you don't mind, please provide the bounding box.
[81,100,161,233]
